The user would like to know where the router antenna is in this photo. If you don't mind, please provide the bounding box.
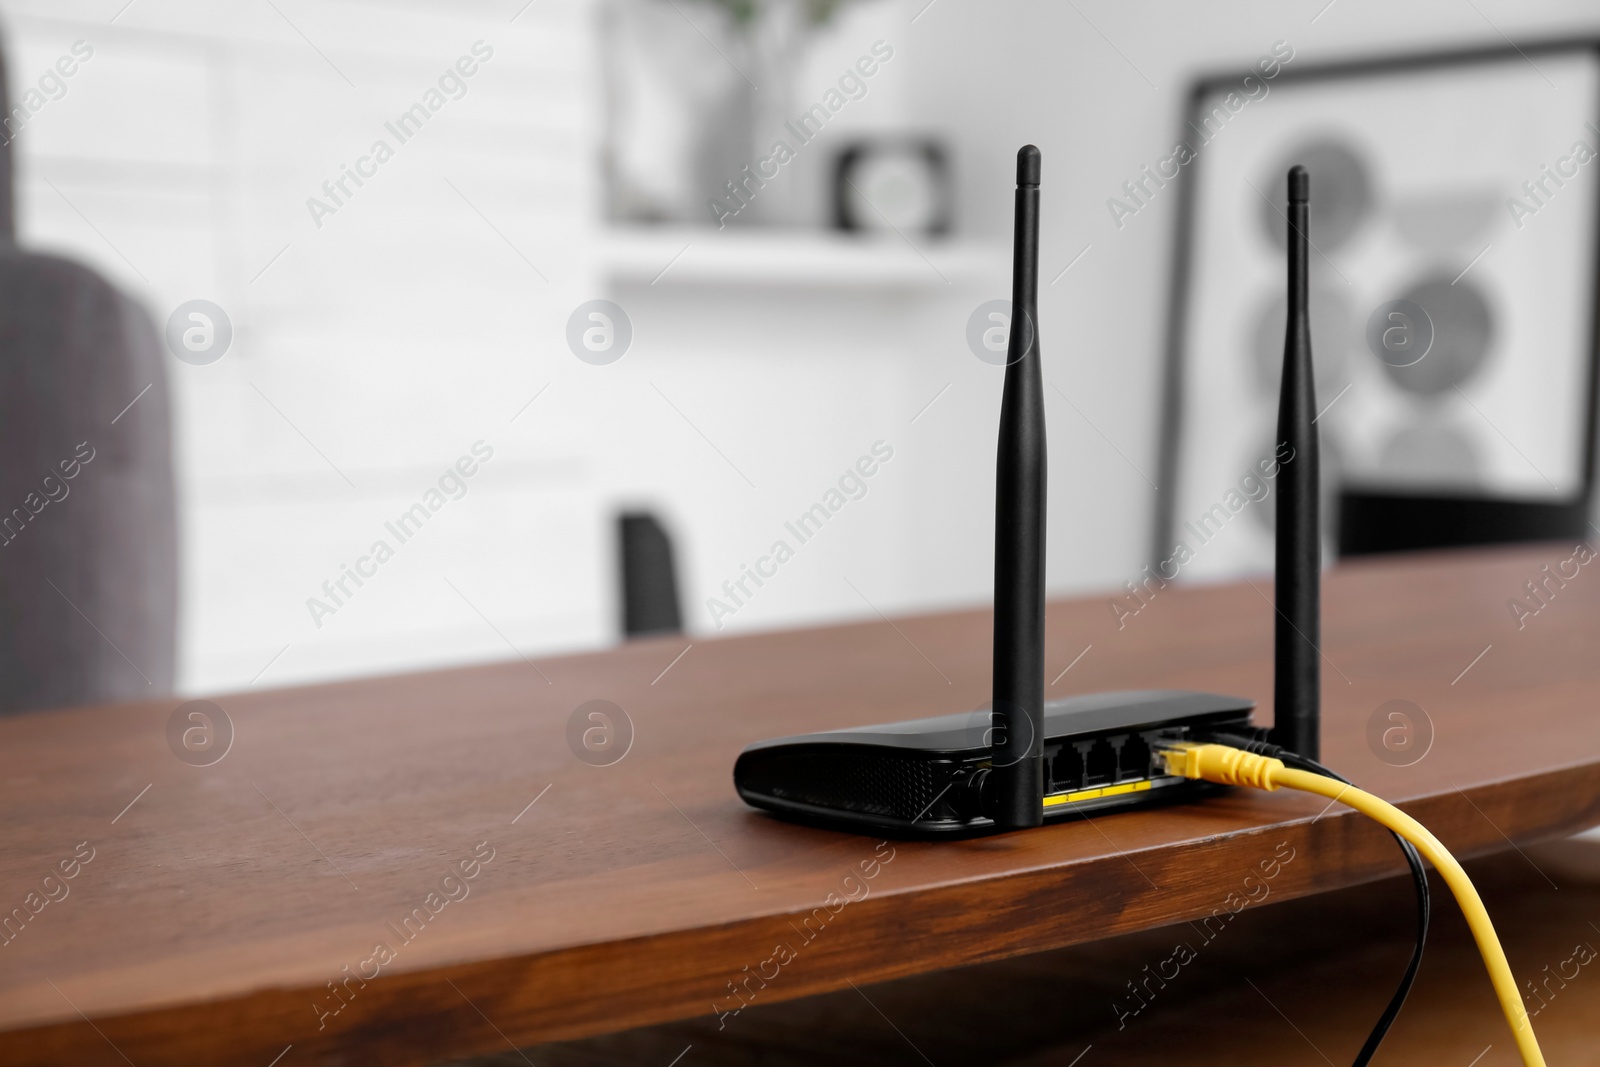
[1272,165,1321,760]
[987,144,1046,829]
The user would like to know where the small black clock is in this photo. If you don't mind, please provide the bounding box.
[833,138,951,236]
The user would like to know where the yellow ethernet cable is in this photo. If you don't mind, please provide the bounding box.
[1157,742,1546,1067]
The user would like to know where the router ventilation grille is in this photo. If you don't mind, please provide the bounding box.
[742,751,954,821]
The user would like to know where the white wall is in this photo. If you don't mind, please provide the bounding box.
[5,0,1598,696]
[901,0,1600,599]
[4,0,605,692]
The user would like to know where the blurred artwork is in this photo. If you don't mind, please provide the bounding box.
[1160,45,1600,577]
[601,0,753,224]
[601,0,858,226]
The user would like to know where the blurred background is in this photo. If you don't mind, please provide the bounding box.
[1,0,1598,709]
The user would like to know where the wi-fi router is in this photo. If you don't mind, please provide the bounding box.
[734,148,1321,836]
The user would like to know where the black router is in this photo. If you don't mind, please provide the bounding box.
[734,150,1320,836]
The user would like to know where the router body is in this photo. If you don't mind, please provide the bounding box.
[733,152,1318,841]
[735,690,1254,836]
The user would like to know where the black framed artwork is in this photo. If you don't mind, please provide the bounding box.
[1153,40,1600,575]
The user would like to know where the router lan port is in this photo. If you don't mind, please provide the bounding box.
[1045,745,1086,793]
[1042,746,1061,792]
[1118,734,1152,782]
[1084,737,1119,787]
[1145,728,1192,779]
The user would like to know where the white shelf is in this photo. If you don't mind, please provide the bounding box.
[600,226,1006,291]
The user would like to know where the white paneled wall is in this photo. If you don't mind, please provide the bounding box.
[25,0,1517,698]
[2,0,1017,699]
[4,0,607,692]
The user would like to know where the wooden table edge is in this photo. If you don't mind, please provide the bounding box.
[7,756,1598,1066]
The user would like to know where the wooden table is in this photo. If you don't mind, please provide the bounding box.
[495,846,1600,1066]
[2,544,1598,1066]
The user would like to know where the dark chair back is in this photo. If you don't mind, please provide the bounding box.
[0,44,177,714]
[618,511,682,637]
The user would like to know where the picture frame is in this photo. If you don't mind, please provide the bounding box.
[1153,39,1600,576]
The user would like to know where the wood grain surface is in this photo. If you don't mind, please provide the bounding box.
[485,847,1600,1066]
[1,543,1597,1065]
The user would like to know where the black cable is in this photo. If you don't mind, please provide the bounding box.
[1206,731,1429,1067]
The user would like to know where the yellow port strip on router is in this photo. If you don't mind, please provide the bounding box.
[1042,778,1152,807]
